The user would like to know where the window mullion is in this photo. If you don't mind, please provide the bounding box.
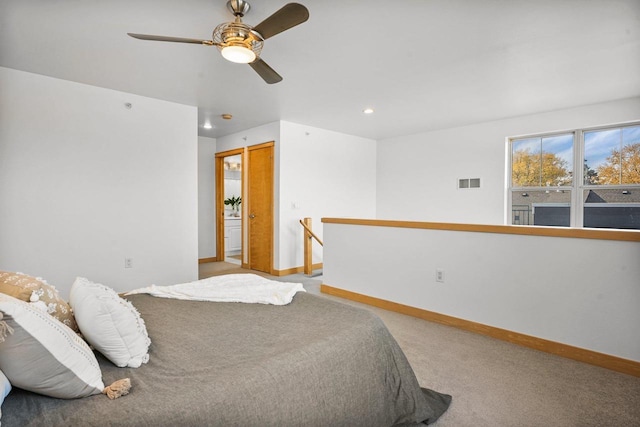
[619,130,623,185]
[574,130,584,228]
[539,139,543,187]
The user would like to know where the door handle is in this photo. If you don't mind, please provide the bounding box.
[249,213,256,219]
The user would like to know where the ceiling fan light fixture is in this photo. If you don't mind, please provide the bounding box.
[221,45,256,63]
[129,1,308,84]
[213,19,263,64]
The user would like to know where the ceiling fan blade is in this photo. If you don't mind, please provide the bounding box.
[251,3,309,40]
[127,33,215,46]
[249,58,283,84]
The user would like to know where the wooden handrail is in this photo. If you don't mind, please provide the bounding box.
[321,217,640,242]
[300,218,323,275]
[299,219,324,246]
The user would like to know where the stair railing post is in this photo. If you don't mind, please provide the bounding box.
[303,217,312,275]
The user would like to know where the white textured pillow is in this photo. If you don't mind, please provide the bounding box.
[70,277,150,368]
[0,368,10,421]
[0,294,105,399]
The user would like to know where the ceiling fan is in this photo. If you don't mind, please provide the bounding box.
[128,1,309,84]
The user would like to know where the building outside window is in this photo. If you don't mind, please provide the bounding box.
[508,123,640,229]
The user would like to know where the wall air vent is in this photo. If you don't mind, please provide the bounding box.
[458,178,481,189]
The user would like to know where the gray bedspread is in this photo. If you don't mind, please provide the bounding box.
[2,292,451,426]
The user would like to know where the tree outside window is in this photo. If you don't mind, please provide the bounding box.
[585,126,640,185]
[511,134,573,188]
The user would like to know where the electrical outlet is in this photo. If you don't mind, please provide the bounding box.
[125,258,133,269]
[436,269,444,283]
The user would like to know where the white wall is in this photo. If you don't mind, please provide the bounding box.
[376,97,640,224]
[216,122,281,153]
[325,97,640,363]
[198,136,217,259]
[0,67,199,297]
[323,222,640,362]
[279,121,376,270]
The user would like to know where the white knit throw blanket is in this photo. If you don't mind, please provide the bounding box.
[125,274,305,306]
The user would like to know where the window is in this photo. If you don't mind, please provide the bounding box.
[510,133,574,227]
[508,123,640,229]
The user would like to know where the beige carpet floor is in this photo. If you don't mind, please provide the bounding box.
[199,262,640,426]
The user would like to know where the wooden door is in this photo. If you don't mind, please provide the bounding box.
[247,142,274,273]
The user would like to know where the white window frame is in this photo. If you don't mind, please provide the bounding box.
[507,120,640,229]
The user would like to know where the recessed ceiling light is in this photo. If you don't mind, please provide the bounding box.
[363,108,374,114]
[221,114,233,120]
[203,121,212,129]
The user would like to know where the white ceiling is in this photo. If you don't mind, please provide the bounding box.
[1,0,639,140]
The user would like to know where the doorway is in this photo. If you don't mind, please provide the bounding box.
[215,148,244,265]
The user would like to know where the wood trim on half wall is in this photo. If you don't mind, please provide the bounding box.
[321,284,640,378]
[321,218,640,242]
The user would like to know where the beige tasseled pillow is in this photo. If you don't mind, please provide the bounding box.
[0,271,78,332]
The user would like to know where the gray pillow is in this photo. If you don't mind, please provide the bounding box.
[0,294,104,399]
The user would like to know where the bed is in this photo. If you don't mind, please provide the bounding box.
[1,280,451,426]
